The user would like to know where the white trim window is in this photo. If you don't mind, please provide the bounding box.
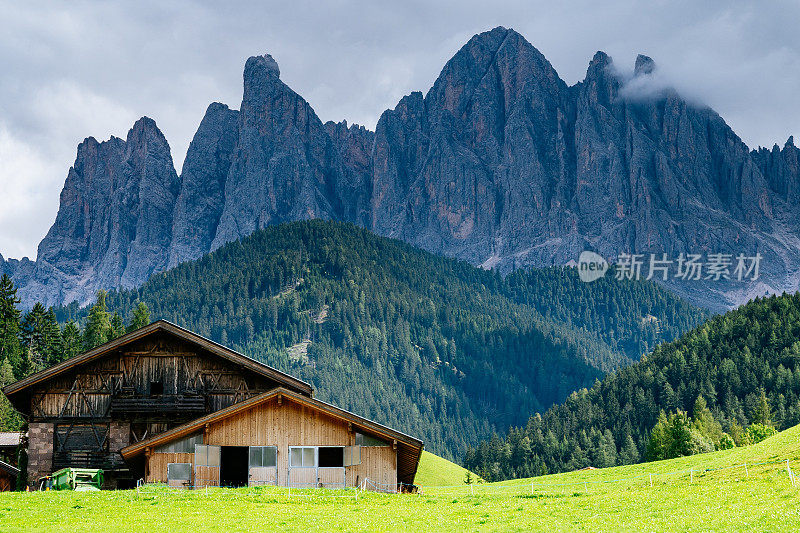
[289,446,317,468]
[249,446,277,468]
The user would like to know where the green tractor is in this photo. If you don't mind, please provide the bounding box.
[47,468,104,491]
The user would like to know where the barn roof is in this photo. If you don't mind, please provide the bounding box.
[0,460,19,477]
[1,320,312,400]
[121,386,424,485]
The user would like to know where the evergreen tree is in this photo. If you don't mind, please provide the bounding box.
[466,292,800,478]
[0,275,23,379]
[127,301,151,332]
[692,395,724,445]
[83,290,112,350]
[42,308,63,366]
[61,321,82,361]
[619,435,640,465]
[15,443,27,491]
[752,389,772,426]
[0,357,22,431]
[110,312,125,339]
[20,303,63,372]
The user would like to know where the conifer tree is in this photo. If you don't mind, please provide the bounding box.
[619,435,640,464]
[0,357,22,430]
[83,290,112,350]
[0,275,23,379]
[110,312,125,339]
[42,308,63,366]
[127,301,151,332]
[61,321,82,361]
[752,389,772,426]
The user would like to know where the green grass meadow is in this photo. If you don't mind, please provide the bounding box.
[1,427,799,532]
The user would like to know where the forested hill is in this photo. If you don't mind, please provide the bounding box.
[464,292,800,479]
[56,221,705,459]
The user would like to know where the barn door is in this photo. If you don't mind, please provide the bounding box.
[248,446,277,486]
[194,444,220,488]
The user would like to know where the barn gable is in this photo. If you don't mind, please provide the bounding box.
[3,320,311,411]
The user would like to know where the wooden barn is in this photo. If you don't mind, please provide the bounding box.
[121,387,423,490]
[1,320,312,488]
[2,320,423,491]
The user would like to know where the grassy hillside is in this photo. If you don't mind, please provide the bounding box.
[415,451,474,486]
[52,221,704,459]
[1,425,798,532]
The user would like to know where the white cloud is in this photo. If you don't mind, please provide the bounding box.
[0,123,61,259]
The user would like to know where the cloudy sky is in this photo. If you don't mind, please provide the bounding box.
[0,0,798,259]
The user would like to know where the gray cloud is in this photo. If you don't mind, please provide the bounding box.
[0,0,797,259]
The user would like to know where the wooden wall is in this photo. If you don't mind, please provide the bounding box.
[145,396,398,490]
[145,452,193,484]
[28,332,282,422]
[0,470,15,492]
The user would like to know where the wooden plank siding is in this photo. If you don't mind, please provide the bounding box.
[26,334,284,421]
[144,396,398,489]
[145,452,194,484]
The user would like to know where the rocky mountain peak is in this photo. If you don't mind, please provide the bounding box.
[634,54,656,76]
[243,53,281,100]
[245,53,280,78]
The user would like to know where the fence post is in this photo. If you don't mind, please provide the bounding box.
[744,463,748,478]
[649,474,653,487]
[584,481,587,492]
[690,469,693,484]
[470,483,474,496]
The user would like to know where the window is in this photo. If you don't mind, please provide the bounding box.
[167,463,191,482]
[355,432,389,447]
[149,381,164,396]
[155,433,203,454]
[344,445,361,467]
[195,444,220,467]
[318,447,344,468]
[249,446,277,468]
[290,447,316,467]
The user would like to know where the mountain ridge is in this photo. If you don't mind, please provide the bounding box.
[3,26,799,309]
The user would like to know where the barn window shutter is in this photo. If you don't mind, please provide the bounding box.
[344,445,361,466]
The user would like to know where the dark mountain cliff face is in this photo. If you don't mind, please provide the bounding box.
[4,27,798,309]
[9,118,180,306]
[169,102,239,268]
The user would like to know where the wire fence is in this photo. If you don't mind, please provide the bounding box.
[413,458,799,497]
[125,457,798,501]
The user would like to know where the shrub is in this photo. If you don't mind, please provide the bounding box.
[743,423,778,445]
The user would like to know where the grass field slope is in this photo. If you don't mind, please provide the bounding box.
[414,451,475,486]
[1,424,798,532]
